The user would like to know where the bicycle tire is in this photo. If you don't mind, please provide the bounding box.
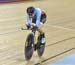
[25,33,34,60]
[37,35,46,57]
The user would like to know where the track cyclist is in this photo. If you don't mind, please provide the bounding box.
[25,6,47,49]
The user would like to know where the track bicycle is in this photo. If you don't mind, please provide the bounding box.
[21,26,46,61]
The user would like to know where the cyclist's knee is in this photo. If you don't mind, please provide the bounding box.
[40,32,45,38]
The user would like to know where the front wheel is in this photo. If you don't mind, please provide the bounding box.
[24,33,34,61]
[37,34,46,57]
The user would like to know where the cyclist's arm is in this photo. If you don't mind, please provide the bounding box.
[27,15,32,26]
[35,10,41,27]
[26,15,32,29]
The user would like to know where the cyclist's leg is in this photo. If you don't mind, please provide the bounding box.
[38,11,46,38]
[38,12,46,42]
[37,23,46,44]
[38,11,46,32]
[38,12,47,44]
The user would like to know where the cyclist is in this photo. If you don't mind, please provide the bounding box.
[26,6,47,47]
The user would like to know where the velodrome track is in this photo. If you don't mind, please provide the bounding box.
[0,0,75,65]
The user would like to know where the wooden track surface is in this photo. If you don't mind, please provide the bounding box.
[0,0,75,65]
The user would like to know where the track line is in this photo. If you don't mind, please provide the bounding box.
[35,47,75,65]
[46,36,75,47]
[45,24,75,31]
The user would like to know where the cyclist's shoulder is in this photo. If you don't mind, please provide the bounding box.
[35,8,42,12]
[34,8,42,15]
[35,8,41,10]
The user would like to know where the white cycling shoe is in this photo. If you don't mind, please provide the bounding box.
[41,38,46,44]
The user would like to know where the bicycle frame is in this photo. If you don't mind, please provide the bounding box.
[34,31,40,45]
[31,29,41,46]
[21,27,40,46]
[23,27,46,60]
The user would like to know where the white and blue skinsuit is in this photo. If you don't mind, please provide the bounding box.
[27,8,42,28]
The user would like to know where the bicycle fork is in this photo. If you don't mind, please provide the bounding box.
[33,32,40,51]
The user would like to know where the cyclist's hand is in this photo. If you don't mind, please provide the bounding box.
[32,26,38,31]
[26,24,31,30]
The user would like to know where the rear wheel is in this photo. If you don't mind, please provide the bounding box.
[25,33,34,61]
[37,34,46,57]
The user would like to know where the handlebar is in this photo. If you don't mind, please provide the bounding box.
[21,26,37,34]
[21,27,35,31]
